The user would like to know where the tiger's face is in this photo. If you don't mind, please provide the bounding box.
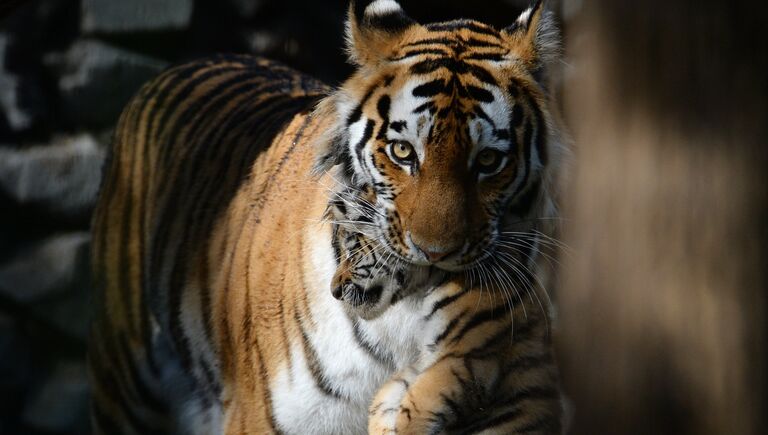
[319,0,559,272]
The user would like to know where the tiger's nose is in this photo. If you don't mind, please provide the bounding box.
[423,249,449,262]
[413,242,457,263]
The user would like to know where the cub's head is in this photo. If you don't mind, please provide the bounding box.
[317,0,562,273]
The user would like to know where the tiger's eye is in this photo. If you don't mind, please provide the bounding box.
[391,141,416,163]
[477,149,502,170]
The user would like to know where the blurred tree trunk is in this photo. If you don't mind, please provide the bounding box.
[557,1,767,434]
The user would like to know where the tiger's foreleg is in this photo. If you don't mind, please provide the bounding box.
[369,280,562,435]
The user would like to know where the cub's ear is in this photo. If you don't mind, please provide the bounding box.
[501,1,561,79]
[346,0,417,66]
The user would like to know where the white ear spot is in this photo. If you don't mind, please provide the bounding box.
[516,7,534,26]
[365,0,403,17]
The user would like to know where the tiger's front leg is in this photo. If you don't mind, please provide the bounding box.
[369,280,562,435]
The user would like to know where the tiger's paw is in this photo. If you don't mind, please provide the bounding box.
[368,368,420,435]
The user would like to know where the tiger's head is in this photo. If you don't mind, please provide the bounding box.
[317,0,562,275]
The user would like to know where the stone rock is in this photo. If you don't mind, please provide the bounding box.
[45,39,168,128]
[230,0,265,18]
[81,0,193,33]
[244,30,279,54]
[0,232,90,303]
[0,133,105,218]
[22,360,89,433]
[0,33,33,131]
[0,314,35,435]
[32,249,92,341]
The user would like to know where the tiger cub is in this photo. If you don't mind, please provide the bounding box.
[327,186,441,320]
[88,0,565,434]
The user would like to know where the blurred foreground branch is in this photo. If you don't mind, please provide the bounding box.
[558,1,767,434]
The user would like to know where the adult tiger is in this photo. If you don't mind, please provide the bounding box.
[88,0,566,434]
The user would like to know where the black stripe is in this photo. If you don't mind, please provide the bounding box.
[495,129,511,140]
[161,70,253,163]
[466,85,495,103]
[199,357,221,398]
[352,320,396,368]
[347,81,381,126]
[295,311,346,400]
[503,353,555,374]
[411,58,468,75]
[464,325,513,358]
[511,103,524,127]
[457,408,523,435]
[115,122,138,337]
[376,94,391,139]
[247,99,320,210]
[131,76,181,376]
[510,316,536,339]
[390,120,406,132]
[354,119,375,162]
[413,79,447,98]
[530,96,549,165]
[460,37,504,49]
[505,386,560,406]
[464,52,506,62]
[425,286,469,319]
[363,10,414,33]
[426,20,500,38]
[430,309,468,348]
[390,48,450,61]
[509,179,541,216]
[474,107,497,130]
[277,297,293,377]
[253,336,283,434]
[117,336,169,414]
[413,101,436,114]
[512,78,548,166]
[450,305,506,344]
[155,65,246,163]
[404,37,457,48]
[466,64,498,85]
[508,118,533,200]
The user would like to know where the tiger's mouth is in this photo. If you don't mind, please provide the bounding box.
[378,233,494,272]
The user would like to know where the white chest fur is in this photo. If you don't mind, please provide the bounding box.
[269,224,430,434]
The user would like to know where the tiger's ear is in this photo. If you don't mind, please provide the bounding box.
[501,1,561,79]
[346,0,417,66]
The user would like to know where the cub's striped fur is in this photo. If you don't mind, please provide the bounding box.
[89,1,565,434]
